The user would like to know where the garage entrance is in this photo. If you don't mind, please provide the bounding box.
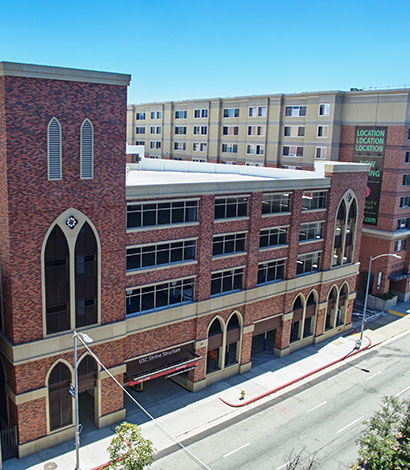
[251,315,281,358]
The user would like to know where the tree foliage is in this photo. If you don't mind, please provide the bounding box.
[354,396,410,470]
[104,422,155,470]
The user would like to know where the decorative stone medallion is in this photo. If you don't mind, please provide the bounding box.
[65,215,78,229]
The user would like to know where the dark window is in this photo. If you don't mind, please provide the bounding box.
[45,226,70,334]
[212,233,246,256]
[405,151,410,163]
[48,363,72,431]
[75,223,98,328]
[301,191,327,211]
[257,259,285,285]
[296,252,321,276]
[400,196,410,208]
[126,278,194,315]
[299,222,324,241]
[262,193,291,214]
[214,197,248,219]
[260,227,288,248]
[210,268,243,296]
[403,175,410,186]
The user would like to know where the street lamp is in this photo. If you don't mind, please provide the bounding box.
[358,253,402,347]
[73,331,94,470]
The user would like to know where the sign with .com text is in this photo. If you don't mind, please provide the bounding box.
[352,126,387,226]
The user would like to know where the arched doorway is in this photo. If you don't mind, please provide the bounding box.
[78,354,98,429]
[290,296,304,343]
[48,362,73,432]
[325,287,338,331]
[225,313,241,367]
[304,292,317,338]
[207,318,223,373]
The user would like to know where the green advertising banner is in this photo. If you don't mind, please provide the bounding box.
[352,126,387,226]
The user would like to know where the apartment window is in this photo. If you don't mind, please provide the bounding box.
[257,259,285,285]
[136,127,145,134]
[408,129,410,140]
[175,110,187,119]
[299,222,324,241]
[213,233,246,256]
[221,161,237,165]
[149,141,161,149]
[150,126,162,135]
[394,239,407,252]
[283,146,303,157]
[126,278,194,315]
[296,252,321,276]
[319,104,330,116]
[175,126,187,135]
[285,106,306,117]
[223,108,240,118]
[223,126,239,136]
[403,175,410,186]
[248,126,265,136]
[400,196,410,208]
[262,193,290,214]
[136,112,145,120]
[315,147,327,159]
[260,227,288,248]
[149,156,161,159]
[193,126,200,135]
[192,158,206,162]
[246,144,264,155]
[174,157,184,161]
[210,268,243,296]
[126,240,196,271]
[249,106,267,117]
[127,199,198,229]
[150,111,162,119]
[284,126,305,137]
[201,126,207,135]
[135,141,145,146]
[301,191,327,211]
[317,126,328,138]
[193,143,207,152]
[194,108,208,118]
[283,165,302,170]
[397,218,410,230]
[222,143,238,153]
[214,196,248,219]
[174,142,186,151]
[406,152,410,163]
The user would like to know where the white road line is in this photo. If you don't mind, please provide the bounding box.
[306,400,327,413]
[396,385,410,397]
[275,461,290,470]
[337,416,364,434]
[223,442,250,458]
[366,370,382,381]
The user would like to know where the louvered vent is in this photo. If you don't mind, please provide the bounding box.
[81,119,93,179]
[48,118,62,180]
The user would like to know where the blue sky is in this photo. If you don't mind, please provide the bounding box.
[1,0,409,104]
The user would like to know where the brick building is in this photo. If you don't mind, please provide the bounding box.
[129,90,410,301]
[0,62,368,459]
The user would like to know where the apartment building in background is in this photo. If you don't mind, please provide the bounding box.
[0,62,369,459]
[128,89,410,301]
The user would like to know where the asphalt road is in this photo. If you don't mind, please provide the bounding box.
[151,331,410,470]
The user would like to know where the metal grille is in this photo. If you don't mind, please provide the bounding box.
[81,119,93,179]
[48,118,61,180]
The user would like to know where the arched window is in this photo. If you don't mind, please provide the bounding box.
[325,287,338,330]
[207,318,223,373]
[333,201,346,266]
[75,223,98,328]
[45,226,70,334]
[290,296,304,343]
[225,314,241,367]
[304,292,317,338]
[344,201,357,264]
[338,284,349,326]
[48,362,72,431]
[80,119,94,179]
[48,118,62,180]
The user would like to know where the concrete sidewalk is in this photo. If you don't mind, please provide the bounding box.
[5,308,410,470]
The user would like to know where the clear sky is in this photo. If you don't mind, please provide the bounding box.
[1,0,409,104]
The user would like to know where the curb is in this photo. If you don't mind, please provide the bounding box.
[219,335,372,408]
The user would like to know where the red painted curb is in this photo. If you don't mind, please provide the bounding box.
[219,335,372,408]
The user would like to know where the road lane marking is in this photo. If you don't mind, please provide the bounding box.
[275,461,290,470]
[223,442,250,458]
[337,416,363,434]
[396,385,410,397]
[306,400,327,413]
[366,371,382,381]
